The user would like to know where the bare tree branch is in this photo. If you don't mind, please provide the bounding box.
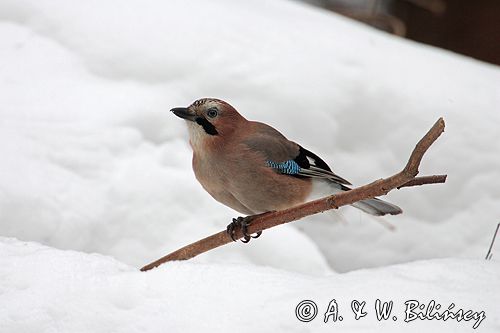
[141,118,446,272]
[398,175,447,189]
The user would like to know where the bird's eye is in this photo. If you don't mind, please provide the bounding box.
[206,108,218,118]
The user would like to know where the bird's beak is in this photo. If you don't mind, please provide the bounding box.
[171,107,197,122]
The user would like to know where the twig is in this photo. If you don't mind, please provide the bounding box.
[485,222,500,260]
[397,175,447,189]
[141,118,446,271]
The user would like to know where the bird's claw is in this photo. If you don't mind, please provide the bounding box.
[226,216,262,243]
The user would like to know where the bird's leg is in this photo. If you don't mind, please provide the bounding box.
[226,215,264,243]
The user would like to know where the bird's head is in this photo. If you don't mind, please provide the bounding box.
[171,98,246,148]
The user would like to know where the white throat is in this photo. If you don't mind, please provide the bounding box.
[187,121,209,151]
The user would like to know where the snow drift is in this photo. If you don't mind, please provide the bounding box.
[0,238,498,332]
[0,0,499,331]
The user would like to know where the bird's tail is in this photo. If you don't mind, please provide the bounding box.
[351,198,402,216]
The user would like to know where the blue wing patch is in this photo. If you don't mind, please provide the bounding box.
[266,160,301,175]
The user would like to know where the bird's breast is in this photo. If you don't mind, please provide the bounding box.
[192,151,224,189]
[191,150,256,215]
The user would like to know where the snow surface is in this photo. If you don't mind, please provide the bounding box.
[1,238,498,332]
[0,0,499,331]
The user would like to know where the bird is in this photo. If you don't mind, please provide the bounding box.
[171,98,402,242]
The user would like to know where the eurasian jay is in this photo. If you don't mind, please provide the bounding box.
[172,98,402,242]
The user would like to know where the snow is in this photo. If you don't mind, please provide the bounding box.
[1,238,498,332]
[0,0,499,331]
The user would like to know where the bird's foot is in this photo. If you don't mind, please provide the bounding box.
[226,216,262,243]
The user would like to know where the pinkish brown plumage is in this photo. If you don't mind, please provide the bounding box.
[171,98,402,219]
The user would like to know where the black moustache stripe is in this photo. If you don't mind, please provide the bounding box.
[195,117,218,135]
